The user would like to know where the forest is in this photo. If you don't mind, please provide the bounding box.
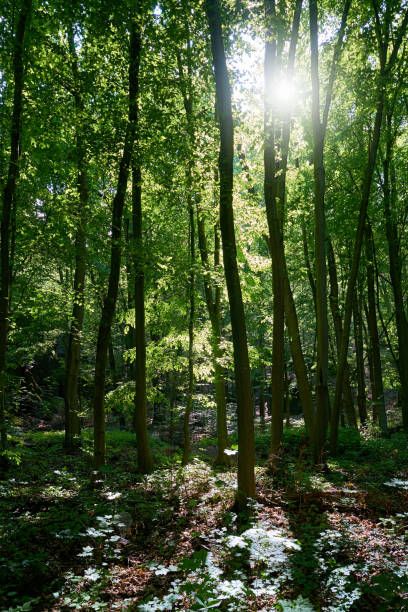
[1,0,408,609]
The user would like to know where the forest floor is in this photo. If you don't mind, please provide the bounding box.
[1,422,408,611]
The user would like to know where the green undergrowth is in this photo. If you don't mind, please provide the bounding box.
[0,426,407,611]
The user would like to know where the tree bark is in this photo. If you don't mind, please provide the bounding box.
[329,74,385,451]
[264,0,284,456]
[0,0,32,454]
[182,171,195,466]
[132,161,153,473]
[206,0,255,505]
[365,222,387,433]
[196,199,228,463]
[383,116,408,430]
[353,282,367,424]
[93,17,140,469]
[177,41,226,464]
[329,2,408,452]
[327,238,357,428]
[309,0,330,459]
[64,25,88,450]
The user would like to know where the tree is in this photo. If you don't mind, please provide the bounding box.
[93,10,141,469]
[205,0,255,504]
[64,23,89,450]
[0,0,32,457]
[330,1,408,452]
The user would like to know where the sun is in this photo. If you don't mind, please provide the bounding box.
[273,77,297,110]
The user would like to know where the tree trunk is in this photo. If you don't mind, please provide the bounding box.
[264,0,284,456]
[196,201,228,462]
[263,0,315,437]
[206,0,255,505]
[365,223,387,433]
[0,0,32,454]
[383,117,408,430]
[64,25,88,451]
[93,18,140,469]
[285,364,291,428]
[329,4,408,452]
[309,0,330,460]
[177,42,227,464]
[182,175,195,466]
[327,238,357,428]
[132,161,153,473]
[353,283,367,425]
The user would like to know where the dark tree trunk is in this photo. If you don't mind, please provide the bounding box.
[365,223,387,433]
[182,174,195,466]
[330,4,408,452]
[93,18,140,469]
[196,200,228,463]
[64,25,88,451]
[0,0,31,454]
[309,0,330,460]
[327,239,357,428]
[353,283,367,424]
[206,0,255,505]
[132,162,153,473]
[262,0,314,439]
[177,42,227,464]
[383,117,408,430]
[264,0,284,456]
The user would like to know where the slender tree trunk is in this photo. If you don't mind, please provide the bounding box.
[206,0,255,505]
[282,262,315,433]
[0,0,31,454]
[383,118,408,430]
[196,201,228,463]
[264,0,284,456]
[309,0,330,460]
[329,82,385,451]
[327,239,357,428]
[285,364,291,428]
[132,161,153,473]
[263,0,314,437]
[176,38,196,466]
[213,220,228,461]
[177,41,226,463]
[302,222,317,311]
[64,25,88,450]
[93,18,140,469]
[353,283,367,424]
[182,178,195,465]
[365,223,387,433]
[330,4,408,452]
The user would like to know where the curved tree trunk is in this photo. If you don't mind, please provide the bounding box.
[206,0,255,506]
[329,77,386,452]
[93,17,140,469]
[330,4,408,452]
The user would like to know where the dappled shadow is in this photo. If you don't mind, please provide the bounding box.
[283,487,330,608]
